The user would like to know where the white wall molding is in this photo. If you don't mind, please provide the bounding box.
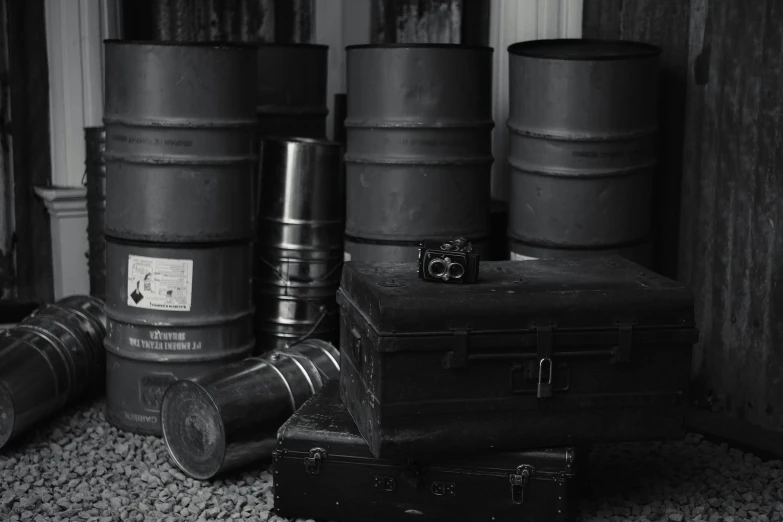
[489,0,583,200]
[34,187,89,300]
[45,0,121,187]
[41,0,121,298]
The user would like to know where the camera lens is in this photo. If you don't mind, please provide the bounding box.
[448,263,465,279]
[428,259,447,277]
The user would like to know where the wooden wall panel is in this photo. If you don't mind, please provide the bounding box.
[6,0,54,303]
[679,0,783,432]
[585,0,783,434]
[583,0,691,281]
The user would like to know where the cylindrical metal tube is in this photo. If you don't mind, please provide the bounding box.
[160,340,340,480]
[0,296,107,449]
[103,41,258,243]
[255,137,344,353]
[104,238,256,436]
[85,127,107,301]
[344,44,494,262]
[507,39,660,252]
[256,44,329,138]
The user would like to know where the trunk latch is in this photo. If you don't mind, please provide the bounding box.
[304,447,327,475]
[510,465,535,504]
[535,325,554,398]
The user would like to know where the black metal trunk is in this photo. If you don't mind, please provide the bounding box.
[337,256,698,458]
[507,39,659,263]
[344,44,493,263]
[273,382,580,522]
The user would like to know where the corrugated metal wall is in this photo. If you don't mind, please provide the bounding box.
[370,0,490,45]
[148,0,313,43]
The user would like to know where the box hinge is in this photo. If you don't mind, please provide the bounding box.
[536,325,554,398]
[510,464,535,504]
[304,447,327,475]
[613,323,634,363]
[444,329,469,369]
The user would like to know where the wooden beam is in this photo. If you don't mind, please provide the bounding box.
[6,0,54,303]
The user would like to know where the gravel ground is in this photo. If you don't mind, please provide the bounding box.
[1,400,782,522]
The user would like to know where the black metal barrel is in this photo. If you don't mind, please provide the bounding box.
[343,44,494,263]
[160,340,340,480]
[508,238,653,266]
[85,127,107,300]
[507,39,660,259]
[0,296,107,449]
[257,44,329,138]
[104,239,255,436]
[255,137,344,353]
[103,41,258,243]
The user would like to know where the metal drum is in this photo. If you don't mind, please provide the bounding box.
[508,238,653,267]
[344,44,494,263]
[85,127,107,300]
[104,239,255,435]
[161,340,340,480]
[257,44,329,138]
[507,39,660,254]
[103,41,258,243]
[255,137,344,353]
[0,296,107,449]
[343,236,490,264]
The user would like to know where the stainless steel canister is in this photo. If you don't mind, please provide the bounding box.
[507,39,660,255]
[255,137,344,353]
[85,127,107,300]
[0,296,107,449]
[344,44,494,263]
[257,44,329,138]
[103,41,258,243]
[160,340,340,480]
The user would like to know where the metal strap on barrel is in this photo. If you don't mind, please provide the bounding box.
[264,360,297,412]
[257,255,344,285]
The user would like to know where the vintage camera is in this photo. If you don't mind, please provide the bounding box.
[417,238,480,283]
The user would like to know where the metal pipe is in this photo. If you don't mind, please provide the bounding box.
[160,339,340,480]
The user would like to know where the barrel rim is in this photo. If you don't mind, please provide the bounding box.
[161,380,227,481]
[261,135,344,149]
[257,42,328,51]
[508,39,662,60]
[103,39,259,51]
[0,381,15,449]
[346,43,494,52]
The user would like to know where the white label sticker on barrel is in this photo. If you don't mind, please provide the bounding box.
[127,255,194,312]
[344,251,352,262]
[509,252,538,261]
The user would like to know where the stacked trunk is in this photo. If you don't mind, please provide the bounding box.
[102,41,258,436]
[254,137,344,353]
[343,44,494,263]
